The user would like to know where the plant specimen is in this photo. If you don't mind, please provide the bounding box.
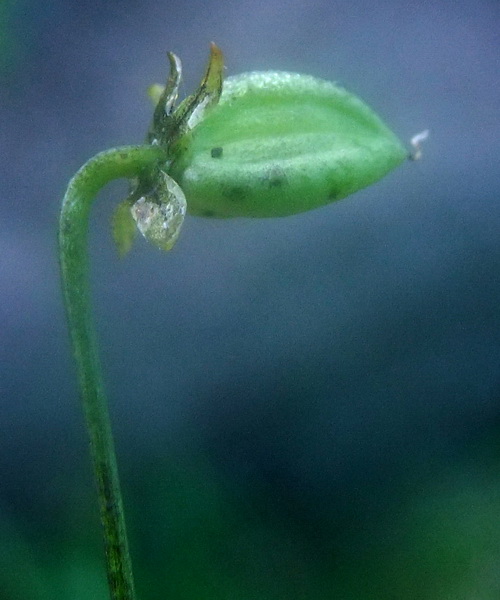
[59,44,420,600]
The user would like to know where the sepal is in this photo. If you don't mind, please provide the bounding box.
[112,198,137,257]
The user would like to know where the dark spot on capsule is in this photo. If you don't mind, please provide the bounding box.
[223,186,248,202]
[201,209,216,217]
[119,152,129,160]
[261,166,287,188]
[210,147,223,158]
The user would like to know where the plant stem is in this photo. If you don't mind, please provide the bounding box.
[59,145,167,600]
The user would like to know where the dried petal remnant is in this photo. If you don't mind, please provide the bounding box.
[131,171,187,251]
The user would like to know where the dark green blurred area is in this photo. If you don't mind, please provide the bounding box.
[2,436,500,599]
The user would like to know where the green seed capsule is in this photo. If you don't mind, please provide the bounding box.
[116,47,413,254]
[168,71,407,218]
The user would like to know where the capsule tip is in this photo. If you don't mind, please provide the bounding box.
[409,129,429,161]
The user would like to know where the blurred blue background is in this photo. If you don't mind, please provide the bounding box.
[1,0,500,598]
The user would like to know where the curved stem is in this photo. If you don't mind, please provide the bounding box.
[59,145,167,600]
